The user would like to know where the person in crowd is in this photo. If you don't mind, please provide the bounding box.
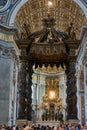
[24,121,33,130]
[84,124,87,130]
[70,125,75,130]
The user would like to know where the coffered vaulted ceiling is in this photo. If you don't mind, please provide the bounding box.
[14,0,87,40]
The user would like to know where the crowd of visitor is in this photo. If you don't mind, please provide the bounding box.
[0,123,87,130]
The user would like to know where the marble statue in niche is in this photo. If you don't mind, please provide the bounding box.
[67,22,76,40]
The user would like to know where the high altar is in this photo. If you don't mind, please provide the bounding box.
[32,66,66,122]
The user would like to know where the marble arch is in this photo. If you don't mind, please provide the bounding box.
[9,0,87,27]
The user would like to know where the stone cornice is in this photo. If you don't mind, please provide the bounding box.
[33,71,66,78]
[0,24,20,40]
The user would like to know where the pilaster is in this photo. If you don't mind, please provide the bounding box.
[0,38,19,125]
[76,69,81,122]
[76,26,87,124]
[84,64,87,124]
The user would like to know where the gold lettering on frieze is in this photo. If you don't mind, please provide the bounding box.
[0,33,13,42]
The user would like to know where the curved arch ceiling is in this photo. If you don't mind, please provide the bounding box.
[14,0,87,39]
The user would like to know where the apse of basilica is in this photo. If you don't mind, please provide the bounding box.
[0,0,87,127]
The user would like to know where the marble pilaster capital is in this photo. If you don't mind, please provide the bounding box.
[0,44,19,63]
